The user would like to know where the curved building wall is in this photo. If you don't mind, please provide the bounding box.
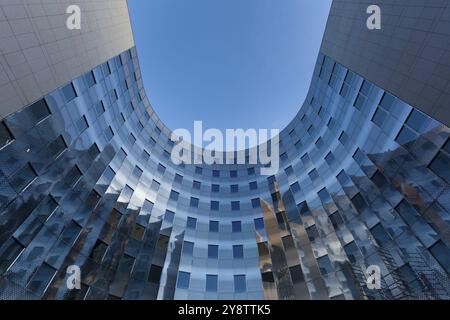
[0,1,449,300]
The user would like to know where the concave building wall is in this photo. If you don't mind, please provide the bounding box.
[0,0,449,300]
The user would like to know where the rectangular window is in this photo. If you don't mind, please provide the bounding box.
[177,271,190,289]
[76,115,88,133]
[170,190,179,201]
[211,201,219,211]
[231,184,239,193]
[344,241,360,263]
[0,121,13,148]
[193,180,201,189]
[209,220,219,232]
[10,163,37,193]
[233,245,244,259]
[317,255,333,275]
[372,108,387,127]
[0,238,24,275]
[28,99,51,125]
[353,94,366,109]
[308,169,319,181]
[254,218,264,230]
[89,239,108,263]
[285,166,294,176]
[105,126,114,140]
[190,197,199,208]
[325,152,335,166]
[370,223,391,246]
[230,170,237,178]
[102,62,111,76]
[211,184,219,192]
[182,241,194,256]
[174,174,183,184]
[329,211,343,229]
[306,225,319,242]
[212,170,220,177]
[94,101,105,116]
[396,125,418,145]
[247,167,255,175]
[429,240,450,274]
[85,71,96,87]
[132,166,143,179]
[48,135,67,159]
[195,166,203,175]
[290,182,300,193]
[62,83,77,102]
[27,263,57,296]
[231,201,240,211]
[148,264,163,283]
[429,151,450,184]
[395,200,419,226]
[164,210,175,223]
[249,181,257,190]
[132,224,145,241]
[232,221,242,233]
[208,244,219,259]
[150,179,160,191]
[379,92,395,110]
[187,217,197,229]
[206,275,218,292]
[251,198,260,208]
[351,193,367,212]
[234,274,246,293]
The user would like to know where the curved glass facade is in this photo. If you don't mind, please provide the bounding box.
[0,46,449,300]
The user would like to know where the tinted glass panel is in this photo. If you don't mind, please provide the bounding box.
[62,83,77,102]
[234,275,246,292]
[10,163,36,193]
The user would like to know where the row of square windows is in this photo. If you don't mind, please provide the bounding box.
[182,242,245,259]
[176,272,247,293]
[163,213,265,232]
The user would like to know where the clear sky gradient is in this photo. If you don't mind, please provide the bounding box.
[128,0,332,135]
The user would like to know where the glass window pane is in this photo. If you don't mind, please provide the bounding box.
[406,110,430,133]
[0,238,24,275]
[208,245,219,259]
[234,275,246,293]
[148,264,163,283]
[233,245,244,259]
[232,221,242,233]
[209,220,219,232]
[182,241,194,256]
[164,210,175,223]
[27,263,56,296]
[254,218,264,230]
[429,151,450,184]
[10,163,37,193]
[370,223,391,246]
[0,121,13,148]
[211,201,219,211]
[28,99,51,123]
[379,92,395,110]
[396,126,418,145]
[186,217,197,229]
[206,275,218,292]
[429,240,450,274]
[85,71,96,87]
[372,108,387,127]
[62,83,77,102]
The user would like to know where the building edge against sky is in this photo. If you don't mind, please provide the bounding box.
[0,0,449,300]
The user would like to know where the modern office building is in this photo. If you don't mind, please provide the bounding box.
[0,0,449,300]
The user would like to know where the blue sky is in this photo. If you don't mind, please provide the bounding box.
[128,0,332,135]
